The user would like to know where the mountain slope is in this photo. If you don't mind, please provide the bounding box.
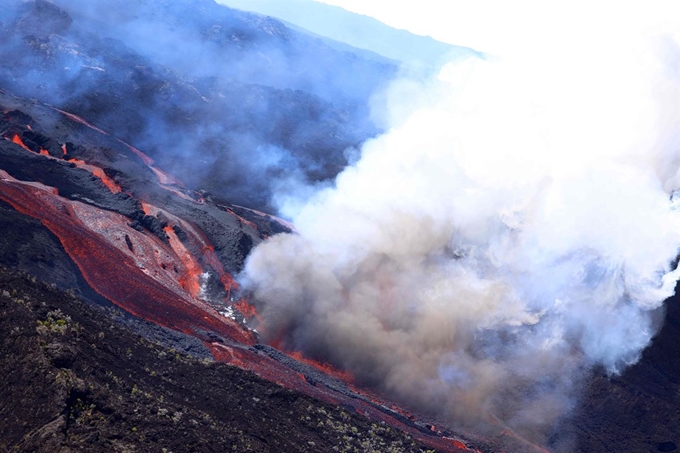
[218,0,481,67]
[0,80,487,453]
[0,268,435,453]
[2,2,680,453]
[0,0,396,210]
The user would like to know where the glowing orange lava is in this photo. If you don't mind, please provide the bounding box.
[151,166,185,187]
[219,205,259,233]
[140,202,153,215]
[233,299,262,324]
[287,351,355,384]
[234,203,296,232]
[0,170,255,347]
[119,141,208,204]
[0,167,484,453]
[164,225,203,298]
[0,120,499,453]
[120,140,154,165]
[448,439,468,450]
[11,134,30,151]
[39,108,200,204]
[8,135,53,158]
[52,107,109,135]
[68,158,121,193]
[152,206,243,302]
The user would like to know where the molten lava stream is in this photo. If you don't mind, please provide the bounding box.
[0,171,255,347]
[173,217,226,274]
[10,134,30,151]
[141,202,243,304]
[0,172,481,453]
[50,109,205,205]
[50,109,198,202]
[233,203,296,232]
[266,327,358,387]
[67,159,122,194]
[119,141,207,205]
[287,350,355,384]
[150,166,184,187]
[218,205,260,233]
[119,141,182,186]
[140,202,153,216]
[9,134,55,157]
[232,298,262,324]
[51,107,109,135]
[207,342,344,404]
[163,225,203,298]
[120,140,154,166]
[6,133,122,195]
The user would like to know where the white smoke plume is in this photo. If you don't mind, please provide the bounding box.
[241,1,680,443]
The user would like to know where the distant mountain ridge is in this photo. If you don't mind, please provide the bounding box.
[217,0,481,68]
[274,17,397,66]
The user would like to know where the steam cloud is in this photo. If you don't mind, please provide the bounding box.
[242,3,680,442]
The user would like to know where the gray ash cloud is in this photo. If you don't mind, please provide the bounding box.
[242,8,680,448]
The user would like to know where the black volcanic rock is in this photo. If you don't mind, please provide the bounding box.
[0,269,432,453]
[0,199,82,290]
[0,0,396,210]
[563,291,680,453]
[0,140,140,219]
[16,0,73,37]
[0,91,488,453]
[4,2,680,452]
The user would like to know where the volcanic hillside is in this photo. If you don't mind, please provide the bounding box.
[0,0,395,210]
[0,1,494,449]
[0,62,515,453]
[1,1,680,453]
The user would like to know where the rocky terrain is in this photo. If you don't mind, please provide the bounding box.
[0,268,436,453]
[1,1,680,453]
[0,40,487,453]
[0,0,395,210]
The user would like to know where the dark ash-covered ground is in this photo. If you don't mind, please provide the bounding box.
[0,268,434,453]
[0,71,482,453]
[1,1,680,452]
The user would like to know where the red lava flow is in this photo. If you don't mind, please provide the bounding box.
[124,141,206,204]
[44,106,205,205]
[287,350,356,385]
[5,133,123,195]
[0,170,255,347]
[0,169,480,453]
[0,111,500,453]
[163,225,203,298]
[10,134,30,151]
[233,203,296,232]
[218,204,260,233]
[50,106,109,135]
[68,158,122,193]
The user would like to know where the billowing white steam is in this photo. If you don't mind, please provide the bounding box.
[242,2,680,438]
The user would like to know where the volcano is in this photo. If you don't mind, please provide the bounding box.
[1,1,680,453]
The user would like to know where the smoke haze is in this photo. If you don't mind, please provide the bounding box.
[242,2,680,443]
[0,0,394,210]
